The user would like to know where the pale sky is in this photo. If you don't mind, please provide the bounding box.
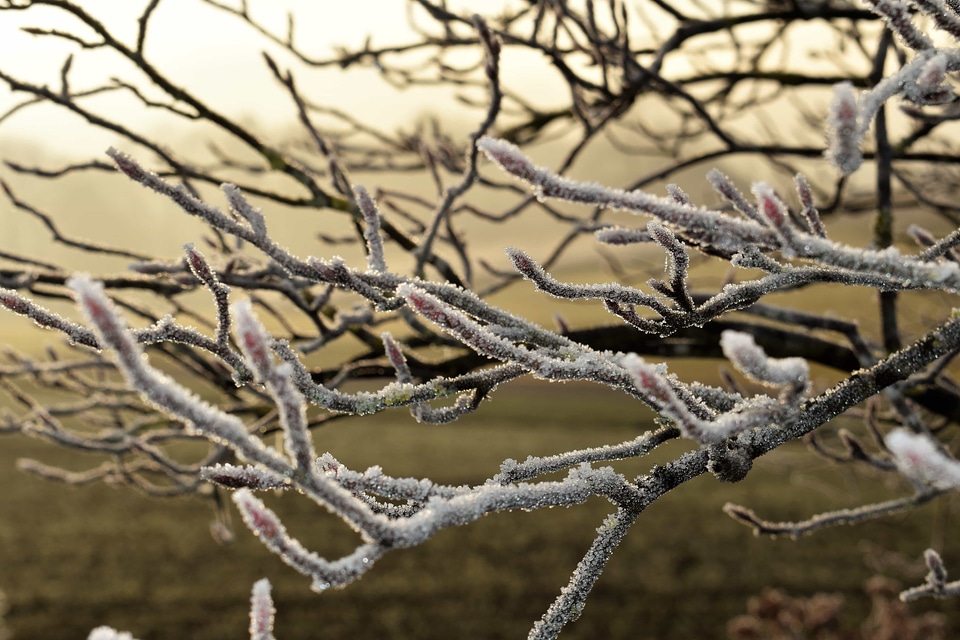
[0,1,472,156]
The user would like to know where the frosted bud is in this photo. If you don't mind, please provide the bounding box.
[825,82,862,176]
[354,185,387,273]
[87,628,137,640]
[908,54,954,105]
[720,330,809,392]
[250,578,277,640]
[886,429,960,490]
[233,300,274,379]
[477,136,539,184]
[917,55,947,93]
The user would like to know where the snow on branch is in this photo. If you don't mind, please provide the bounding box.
[481,139,960,318]
[11,1,960,634]
[45,122,960,636]
[59,274,666,611]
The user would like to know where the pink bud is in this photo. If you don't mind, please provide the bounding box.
[477,136,538,183]
[249,579,276,640]
[753,184,786,229]
[233,301,273,378]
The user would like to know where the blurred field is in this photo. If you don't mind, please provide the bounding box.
[1,379,959,640]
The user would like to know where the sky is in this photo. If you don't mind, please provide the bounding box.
[0,1,453,156]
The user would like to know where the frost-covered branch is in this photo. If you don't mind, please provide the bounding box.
[900,549,960,602]
[5,0,960,637]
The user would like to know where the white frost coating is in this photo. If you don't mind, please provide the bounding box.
[234,300,317,473]
[485,134,960,297]
[622,348,809,446]
[886,429,960,490]
[67,276,284,476]
[249,578,276,640]
[87,628,137,640]
[67,276,289,472]
[826,82,860,176]
[478,135,778,254]
[0,287,98,346]
[354,184,388,273]
[622,353,775,445]
[232,488,385,592]
[707,168,763,224]
[202,463,290,491]
[397,282,621,386]
[915,53,948,95]
[873,0,933,50]
[720,330,809,390]
[223,183,267,237]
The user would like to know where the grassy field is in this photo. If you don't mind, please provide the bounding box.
[1,379,958,639]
